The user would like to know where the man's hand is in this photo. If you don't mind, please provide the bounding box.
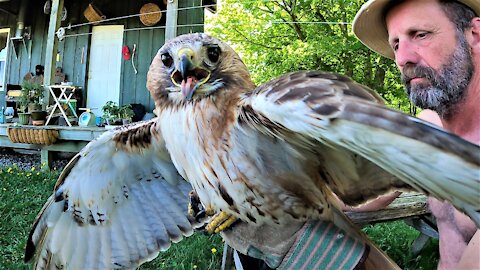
[456,230,480,269]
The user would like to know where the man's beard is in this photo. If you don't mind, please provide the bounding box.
[401,34,474,119]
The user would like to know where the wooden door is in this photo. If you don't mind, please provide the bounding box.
[87,25,124,116]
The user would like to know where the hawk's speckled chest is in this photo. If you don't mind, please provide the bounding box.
[157,101,329,224]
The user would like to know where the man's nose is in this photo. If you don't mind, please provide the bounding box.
[395,41,420,68]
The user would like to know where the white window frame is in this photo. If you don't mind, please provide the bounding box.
[0,28,10,92]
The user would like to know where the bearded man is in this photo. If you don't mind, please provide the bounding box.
[353,0,480,268]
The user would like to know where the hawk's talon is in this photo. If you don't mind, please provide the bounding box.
[206,211,238,233]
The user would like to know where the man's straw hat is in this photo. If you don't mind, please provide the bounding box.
[352,0,480,59]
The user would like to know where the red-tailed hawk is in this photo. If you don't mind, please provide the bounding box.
[25,33,479,269]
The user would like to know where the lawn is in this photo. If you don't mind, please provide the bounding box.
[0,164,438,269]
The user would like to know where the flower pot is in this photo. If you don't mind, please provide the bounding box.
[122,118,132,125]
[30,110,47,121]
[106,118,121,126]
[18,112,31,125]
[28,103,42,112]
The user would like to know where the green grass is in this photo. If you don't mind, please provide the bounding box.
[138,234,223,270]
[0,165,438,269]
[0,165,223,270]
[363,222,439,270]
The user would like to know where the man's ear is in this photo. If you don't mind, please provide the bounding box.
[467,18,480,54]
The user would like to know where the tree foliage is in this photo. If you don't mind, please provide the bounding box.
[206,0,418,114]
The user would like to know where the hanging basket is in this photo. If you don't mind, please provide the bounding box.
[139,3,162,26]
[7,127,59,145]
[84,3,106,24]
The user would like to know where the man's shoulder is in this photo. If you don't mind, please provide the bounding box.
[417,110,442,127]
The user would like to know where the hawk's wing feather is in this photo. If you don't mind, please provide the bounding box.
[25,120,199,270]
[241,71,480,225]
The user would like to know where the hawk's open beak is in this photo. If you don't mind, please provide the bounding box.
[179,54,193,81]
[171,48,211,100]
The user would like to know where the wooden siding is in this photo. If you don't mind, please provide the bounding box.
[1,0,204,113]
[119,0,204,112]
[4,1,90,105]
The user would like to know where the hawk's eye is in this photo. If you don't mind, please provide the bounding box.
[207,46,221,63]
[161,53,173,67]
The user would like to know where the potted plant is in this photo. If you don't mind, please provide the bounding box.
[119,104,134,125]
[19,80,46,125]
[20,80,44,112]
[101,101,121,126]
[17,99,31,125]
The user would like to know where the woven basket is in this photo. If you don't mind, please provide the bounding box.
[140,3,162,26]
[84,3,106,24]
[7,127,59,145]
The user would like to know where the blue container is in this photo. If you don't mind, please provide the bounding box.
[96,116,103,126]
[0,107,5,124]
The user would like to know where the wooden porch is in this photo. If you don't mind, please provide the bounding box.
[0,0,207,167]
[0,123,106,167]
[0,0,204,112]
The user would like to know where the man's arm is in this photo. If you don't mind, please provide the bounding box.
[456,230,480,269]
[337,192,401,212]
[418,109,480,269]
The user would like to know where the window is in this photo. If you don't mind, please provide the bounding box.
[0,28,9,92]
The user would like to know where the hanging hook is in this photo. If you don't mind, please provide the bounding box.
[132,43,138,74]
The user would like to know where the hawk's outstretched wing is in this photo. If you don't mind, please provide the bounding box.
[239,70,480,224]
[25,120,200,270]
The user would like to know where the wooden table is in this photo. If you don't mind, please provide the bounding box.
[45,85,80,127]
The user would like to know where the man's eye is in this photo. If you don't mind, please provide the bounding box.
[415,32,428,39]
[392,43,399,52]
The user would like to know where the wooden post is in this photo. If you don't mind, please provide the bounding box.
[165,0,178,41]
[40,148,53,171]
[43,0,64,107]
[221,243,234,270]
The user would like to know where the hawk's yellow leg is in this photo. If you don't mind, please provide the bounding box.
[206,211,238,233]
[188,190,237,233]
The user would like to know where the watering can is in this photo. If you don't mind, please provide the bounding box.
[78,108,97,127]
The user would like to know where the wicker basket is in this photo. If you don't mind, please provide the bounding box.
[140,3,162,26]
[7,127,59,145]
[84,3,106,24]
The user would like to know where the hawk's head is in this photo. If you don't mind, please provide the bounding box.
[147,33,254,106]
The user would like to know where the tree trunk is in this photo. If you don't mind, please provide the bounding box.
[364,50,373,88]
[374,57,388,92]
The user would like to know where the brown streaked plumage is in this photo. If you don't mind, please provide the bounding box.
[26,33,479,269]
[112,121,159,152]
